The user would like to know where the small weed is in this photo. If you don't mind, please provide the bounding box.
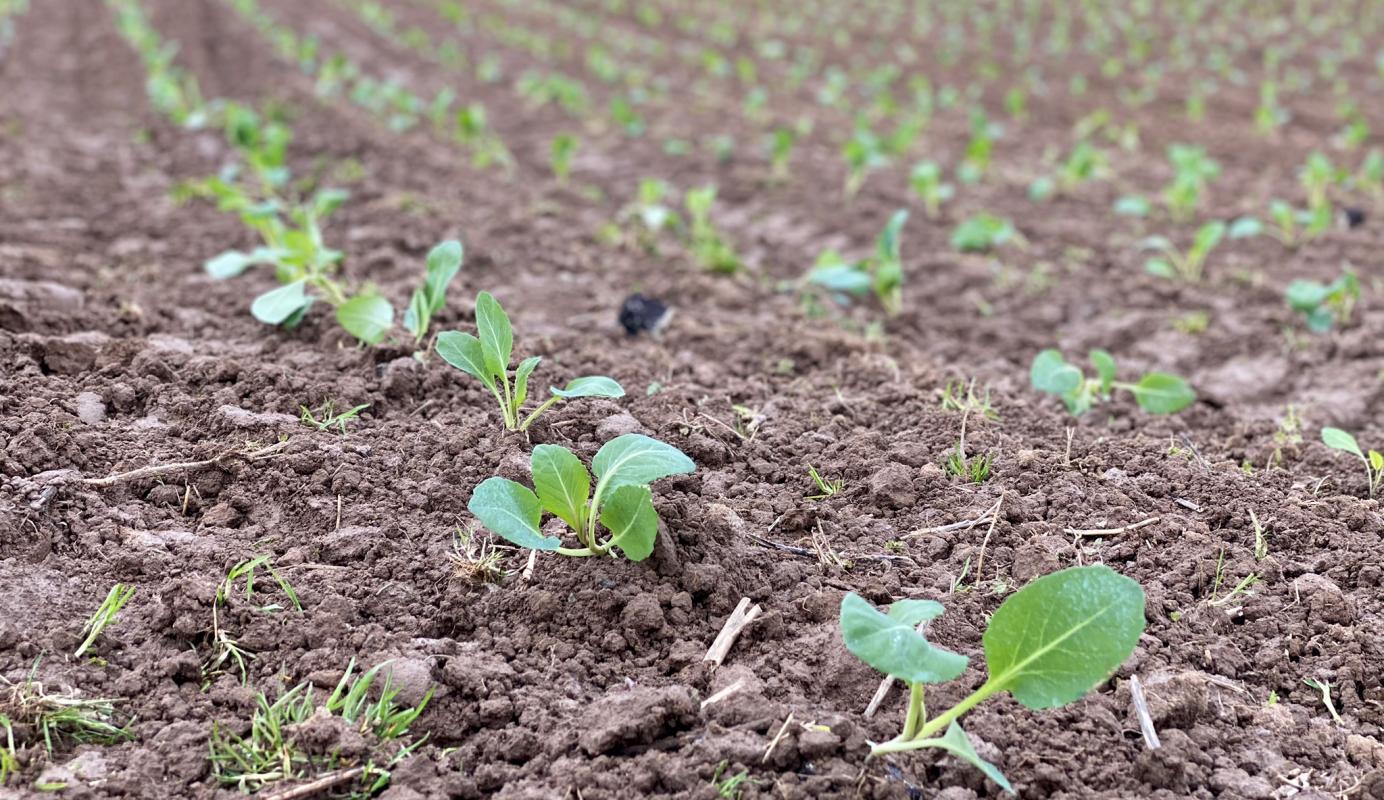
[0,667,132,757]
[204,556,301,685]
[449,526,506,584]
[73,583,135,658]
[299,401,370,434]
[711,761,758,798]
[1302,677,1343,724]
[1250,510,1269,560]
[806,464,844,500]
[940,378,997,419]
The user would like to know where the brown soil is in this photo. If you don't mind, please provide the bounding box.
[3,1,1384,798]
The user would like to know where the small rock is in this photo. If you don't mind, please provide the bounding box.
[383,658,435,706]
[74,391,107,425]
[577,685,697,755]
[869,463,916,509]
[621,594,666,633]
[596,412,645,440]
[215,405,300,432]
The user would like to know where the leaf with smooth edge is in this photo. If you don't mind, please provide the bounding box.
[839,593,968,685]
[592,434,695,491]
[1285,280,1330,313]
[530,444,589,532]
[436,331,495,390]
[552,376,625,399]
[467,477,558,550]
[206,249,281,280]
[425,240,463,309]
[983,564,1145,710]
[1322,427,1363,459]
[887,599,946,626]
[809,264,872,294]
[514,356,541,409]
[914,723,1014,795]
[600,484,658,561]
[251,280,311,325]
[1228,217,1263,239]
[474,291,512,380]
[877,209,908,262]
[1130,373,1195,414]
[1030,350,1082,395]
[1089,349,1116,395]
[404,291,429,337]
[336,294,394,344]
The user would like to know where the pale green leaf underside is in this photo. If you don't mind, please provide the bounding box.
[592,434,695,490]
[436,331,495,390]
[336,294,394,344]
[840,593,968,685]
[600,484,659,561]
[251,280,311,325]
[467,477,559,551]
[552,375,625,399]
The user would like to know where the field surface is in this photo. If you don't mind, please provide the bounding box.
[3,0,1384,798]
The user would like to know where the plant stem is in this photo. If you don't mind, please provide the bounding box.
[517,396,561,431]
[555,546,598,557]
[901,682,925,739]
[870,678,1000,756]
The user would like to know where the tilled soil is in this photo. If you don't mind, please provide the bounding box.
[3,1,1384,798]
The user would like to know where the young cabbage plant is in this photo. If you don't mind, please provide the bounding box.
[950,213,1017,253]
[841,565,1145,793]
[1163,144,1220,221]
[806,209,909,315]
[436,292,624,431]
[685,186,742,274]
[404,240,463,347]
[1138,220,1226,282]
[550,133,578,183]
[468,434,694,559]
[1286,271,1358,332]
[1321,427,1383,498]
[1030,349,1195,416]
[909,161,954,218]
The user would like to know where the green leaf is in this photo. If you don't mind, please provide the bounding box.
[1030,349,1082,395]
[592,434,695,491]
[514,356,542,409]
[552,376,625,399]
[1285,280,1330,313]
[1304,307,1335,333]
[1370,451,1384,472]
[530,444,590,532]
[1191,220,1227,255]
[1129,373,1195,414]
[913,722,1014,794]
[1322,427,1364,459]
[251,280,311,325]
[336,294,394,344]
[436,331,496,390]
[1144,258,1176,279]
[600,484,659,561]
[808,264,873,294]
[1089,349,1116,395]
[425,240,464,310]
[983,565,1145,709]
[206,248,281,280]
[1228,217,1263,239]
[474,291,513,380]
[404,291,430,338]
[839,593,968,684]
[467,477,558,550]
[1113,195,1150,216]
[876,209,908,262]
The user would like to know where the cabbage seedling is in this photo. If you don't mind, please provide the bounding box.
[806,209,909,314]
[841,565,1145,792]
[1163,144,1220,221]
[909,161,954,218]
[404,240,463,346]
[467,434,694,559]
[685,186,742,274]
[550,133,578,183]
[1286,271,1358,332]
[950,213,1017,253]
[436,292,624,431]
[1321,427,1383,498]
[1138,220,1225,282]
[1030,349,1195,415]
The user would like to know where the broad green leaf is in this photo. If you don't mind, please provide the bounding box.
[600,484,659,561]
[251,280,311,325]
[1030,349,1082,395]
[436,331,496,390]
[839,593,968,684]
[1144,258,1176,279]
[514,356,542,409]
[1228,217,1263,239]
[1285,280,1330,313]
[887,599,946,626]
[1129,373,1195,414]
[808,264,872,295]
[1136,235,1173,252]
[592,434,695,491]
[1322,427,1363,459]
[983,565,1145,709]
[403,291,430,338]
[474,291,513,380]
[1371,451,1384,472]
[1304,308,1334,333]
[311,188,350,219]
[1192,221,1227,255]
[206,248,282,280]
[336,294,394,345]
[1089,349,1116,395]
[530,444,589,532]
[1113,195,1150,216]
[467,477,558,551]
[913,722,1014,794]
[425,240,464,309]
[552,376,625,399]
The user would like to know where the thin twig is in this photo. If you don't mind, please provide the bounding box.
[261,767,366,800]
[970,491,1006,585]
[1064,516,1161,537]
[700,679,745,710]
[906,496,1003,539]
[865,621,931,718]
[1129,675,1160,750]
[705,597,763,667]
[746,532,813,557]
[762,712,794,764]
[81,442,288,487]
